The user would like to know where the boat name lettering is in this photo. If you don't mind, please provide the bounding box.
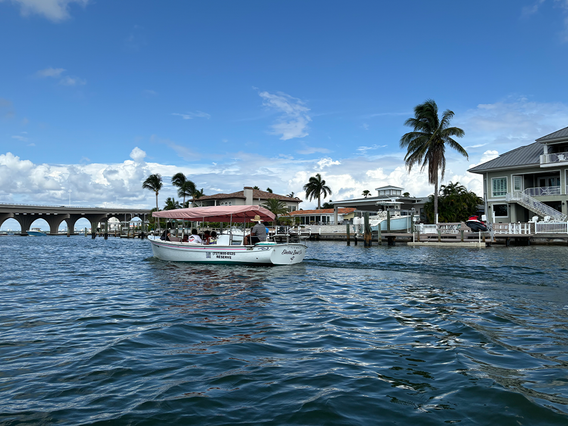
[281,249,303,255]
[211,251,236,256]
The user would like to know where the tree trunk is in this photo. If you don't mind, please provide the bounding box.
[434,180,439,224]
[155,193,159,211]
[318,195,321,210]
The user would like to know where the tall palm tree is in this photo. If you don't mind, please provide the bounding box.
[362,190,371,198]
[171,173,196,208]
[142,173,163,211]
[303,173,332,209]
[262,198,289,224]
[400,99,467,223]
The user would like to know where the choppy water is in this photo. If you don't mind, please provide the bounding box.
[1,236,568,425]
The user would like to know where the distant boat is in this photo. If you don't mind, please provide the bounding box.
[27,230,47,236]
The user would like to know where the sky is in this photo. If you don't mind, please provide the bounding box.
[1,0,568,224]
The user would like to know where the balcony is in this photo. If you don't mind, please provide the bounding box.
[524,186,562,196]
[540,151,568,166]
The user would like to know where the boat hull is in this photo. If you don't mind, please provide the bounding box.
[149,239,307,265]
[370,216,412,232]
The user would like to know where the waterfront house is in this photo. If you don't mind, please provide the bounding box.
[468,126,568,223]
[287,208,356,225]
[191,186,302,212]
[331,185,429,222]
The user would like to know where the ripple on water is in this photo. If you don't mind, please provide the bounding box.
[1,238,568,424]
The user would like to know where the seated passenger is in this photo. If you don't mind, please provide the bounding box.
[203,230,211,245]
[187,229,203,244]
[209,231,218,244]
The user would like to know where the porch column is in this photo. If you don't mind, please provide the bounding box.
[334,206,338,225]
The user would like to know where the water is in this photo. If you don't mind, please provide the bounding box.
[1,236,568,425]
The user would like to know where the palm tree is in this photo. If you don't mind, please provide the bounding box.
[171,173,196,208]
[303,173,332,209]
[142,173,163,211]
[192,188,205,207]
[287,191,295,198]
[164,197,181,210]
[262,198,289,224]
[400,99,467,223]
[362,190,371,198]
[266,187,273,193]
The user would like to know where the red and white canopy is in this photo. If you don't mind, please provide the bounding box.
[152,205,275,223]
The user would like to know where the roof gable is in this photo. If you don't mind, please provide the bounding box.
[536,126,568,143]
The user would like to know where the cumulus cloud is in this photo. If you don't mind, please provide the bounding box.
[5,0,89,22]
[129,147,146,163]
[259,91,311,140]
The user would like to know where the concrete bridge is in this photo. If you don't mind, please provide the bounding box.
[0,204,152,235]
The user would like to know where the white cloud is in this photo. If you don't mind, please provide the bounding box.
[35,67,86,86]
[130,147,146,163]
[12,135,28,142]
[259,91,311,140]
[316,157,341,170]
[172,111,211,120]
[5,0,89,22]
[36,67,66,78]
[58,75,86,86]
[357,144,386,154]
[521,0,568,42]
[297,145,330,155]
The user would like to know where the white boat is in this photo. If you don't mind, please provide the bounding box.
[149,205,307,265]
[353,212,413,232]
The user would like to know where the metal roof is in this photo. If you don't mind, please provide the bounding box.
[468,142,543,174]
[536,126,568,143]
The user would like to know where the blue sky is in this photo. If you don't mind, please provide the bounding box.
[1,0,568,219]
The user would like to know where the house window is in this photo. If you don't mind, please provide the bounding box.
[492,204,508,217]
[491,177,507,197]
[513,176,523,192]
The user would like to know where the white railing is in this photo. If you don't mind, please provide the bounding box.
[524,186,561,196]
[491,222,533,235]
[507,191,567,221]
[540,152,568,165]
[535,222,568,234]
[416,223,462,234]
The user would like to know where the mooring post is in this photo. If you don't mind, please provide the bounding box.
[387,210,391,233]
[437,229,441,242]
[104,220,109,240]
[346,223,350,246]
[377,221,382,245]
[364,212,371,247]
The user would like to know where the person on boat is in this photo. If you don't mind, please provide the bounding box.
[246,215,267,245]
[160,230,170,241]
[202,230,211,244]
[209,231,218,244]
[187,229,203,244]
